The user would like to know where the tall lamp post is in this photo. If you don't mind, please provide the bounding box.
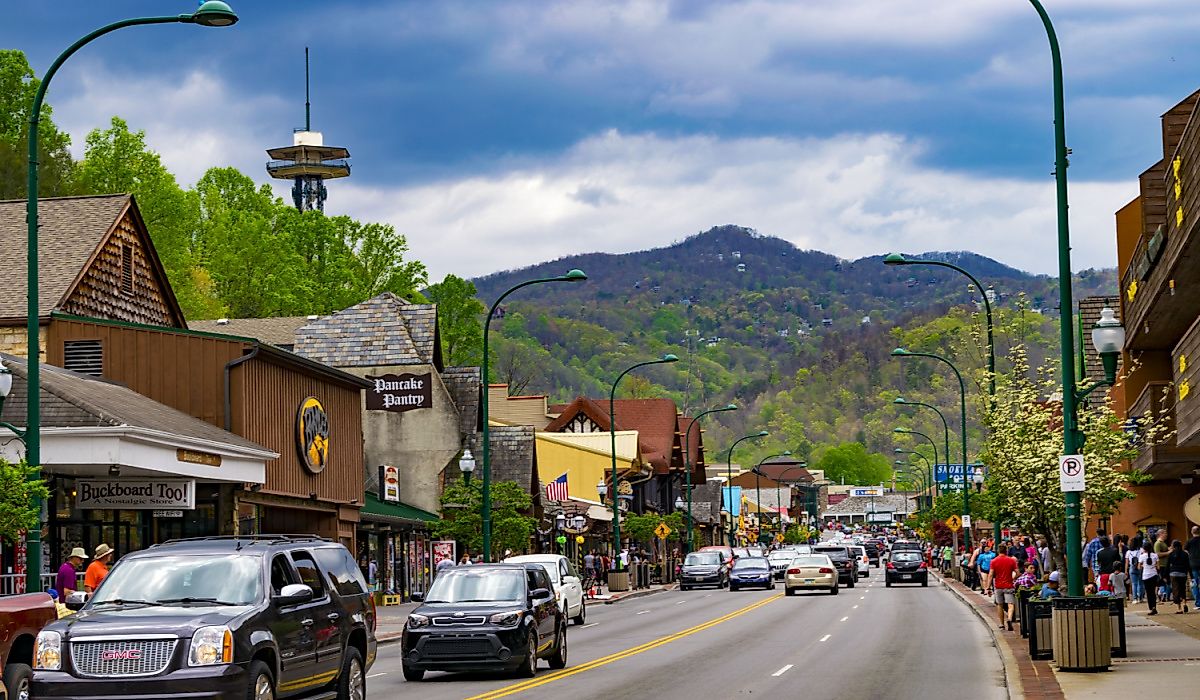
[894,455,931,510]
[609,354,679,567]
[893,397,950,499]
[892,428,937,499]
[21,1,239,593]
[892,347,971,547]
[481,269,587,561]
[726,431,769,546]
[767,463,811,534]
[751,452,792,542]
[682,404,738,552]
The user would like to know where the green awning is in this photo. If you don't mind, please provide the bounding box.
[360,493,440,524]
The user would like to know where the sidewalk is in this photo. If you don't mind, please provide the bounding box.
[938,572,1200,699]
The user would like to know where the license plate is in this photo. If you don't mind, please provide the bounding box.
[902,574,911,579]
[804,579,815,584]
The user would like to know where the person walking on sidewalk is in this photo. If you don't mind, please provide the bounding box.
[990,546,1019,631]
[1110,561,1128,606]
[1126,543,1144,603]
[1185,526,1200,609]
[1096,536,1120,592]
[1167,539,1190,614]
[977,543,996,596]
[1083,528,1105,585]
[1139,540,1161,616]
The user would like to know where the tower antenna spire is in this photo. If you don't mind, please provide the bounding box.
[304,46,311,131]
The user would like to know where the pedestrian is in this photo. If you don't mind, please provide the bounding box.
[435,555,454,577]
[1167,539,1190,614]
[1039,538,1052,574]
[990,546,1019,631]
[1185,526,1200,609]
[584,550,596,579]
[1110,562,1128,604]
[459,553,471,566]
[55,547,87,598]
[1096,536,1119,592]
[1083,528,1105,584]
[84,544,113,593]
[942,544,953,574]
[1015,563,1038,590]
[1139,540,1160,615]
[1125,542,1144,603]
[977,543,996,596]
[1040,571,1063,599]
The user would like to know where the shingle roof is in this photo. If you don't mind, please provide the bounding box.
[0,194,131,318]
[757,462,812,484]
[686,482,725,524]
[188,316,317,347]
[0,354,273,454]
[821,494,916,516]
[294,292,441,368]
[488,425,538,499]
[544,397,682,471]
[441,366,481,435]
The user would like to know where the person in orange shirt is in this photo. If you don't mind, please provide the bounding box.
[84,543,114,593]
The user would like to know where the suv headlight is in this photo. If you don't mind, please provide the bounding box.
[489,611,523,626]
[407,614,430,629]
[34,630,62,670]
[188,626,233,666]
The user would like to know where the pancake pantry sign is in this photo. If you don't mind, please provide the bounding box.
[367,372,433,412]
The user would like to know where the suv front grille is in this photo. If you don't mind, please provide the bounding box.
[433,615,487,626]
[424,638,494,657]
[71,639,177,677]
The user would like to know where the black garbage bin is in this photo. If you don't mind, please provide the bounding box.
[1108,597,1127,658]
[1051,597,1111,672]
[1026,598,1055,660]
[1018,588,1035,638]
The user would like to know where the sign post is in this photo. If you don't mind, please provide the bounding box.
[1059,455,1085,493]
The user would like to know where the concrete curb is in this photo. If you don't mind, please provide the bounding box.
[602,585,673,605]
[935,572,1022,700]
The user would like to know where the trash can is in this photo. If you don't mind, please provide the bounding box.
[1026,598,1055,660]
[1017,588,1035,638]
[608,570,630,592]
[1108,597,1127,659]
[1051,597,1111,672]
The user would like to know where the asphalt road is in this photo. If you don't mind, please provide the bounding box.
[365,567,1006,700]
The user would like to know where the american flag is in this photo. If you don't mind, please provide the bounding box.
[545,473,569,501]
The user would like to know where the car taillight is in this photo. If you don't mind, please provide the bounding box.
[787,568,801,574]
[819,567,834,574]
[918,562,927,569]
[886,562,895,569]
[369,594,378,633]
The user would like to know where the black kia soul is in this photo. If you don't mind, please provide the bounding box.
[402,564,566,681]
[32,536,376,700]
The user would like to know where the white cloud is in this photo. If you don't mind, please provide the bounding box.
[333,129,1132,281]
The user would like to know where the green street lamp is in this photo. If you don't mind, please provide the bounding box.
[726,431,768,547]
[21,1,239,593]
[458,448,476,486]
[893,397,950,500]
[892,428,937,500]
[766,463,811,532]
[1027,0,1125,595]
[682,403,738,552]
[481,269,587,561]
[894,454,931,510]
[751,452,791,540]
[609,354,679,568]
[892,347,971,546]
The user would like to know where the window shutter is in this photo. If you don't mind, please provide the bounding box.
[63,340,104,376]
[121,244,134,294]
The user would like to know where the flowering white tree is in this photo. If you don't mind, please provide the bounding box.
[981,346,1166,585]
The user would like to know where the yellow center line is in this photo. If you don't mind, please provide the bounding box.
[464,593,782,700]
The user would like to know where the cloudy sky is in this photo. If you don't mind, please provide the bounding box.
[6,1,1200,279]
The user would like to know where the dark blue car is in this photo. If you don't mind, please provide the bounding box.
[729,557,774,591]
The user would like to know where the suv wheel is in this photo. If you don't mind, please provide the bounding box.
[245,660,274,700]
[3,662,32,700]
[402,666,425,682]
[337,647,365,700]
[548,622,568,669]
[517,630,539,678]
[573,599,586,626]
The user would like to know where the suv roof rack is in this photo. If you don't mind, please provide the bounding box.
[155,535,334,547]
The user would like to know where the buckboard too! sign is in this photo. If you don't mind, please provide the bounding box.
[366,372,433,412]
[76,479,195,509]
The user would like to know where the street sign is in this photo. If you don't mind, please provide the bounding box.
[1059,455,1085,492]
[654,522,671,540]
[945,514,962,532]
[962,515,972,529]
[775,533,785,543]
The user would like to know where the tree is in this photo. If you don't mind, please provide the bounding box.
[432,480,535,561]
[810,442,892,486]
[980,345,1168,587]
[0,459,49,543]
[0,50,77,199]
[426,274,485,366]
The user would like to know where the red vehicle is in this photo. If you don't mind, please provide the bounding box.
[1,592,57,700]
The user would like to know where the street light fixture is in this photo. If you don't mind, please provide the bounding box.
[972,467,985,494]
[21,3,239,593]
[726,431,769,547]
[893,397,950,499]
[891,347,971,547]
[682,403,738,552]
[458,448,476,485]
[481,268,587,561]
[892,428,937,502]
[609,354,679,568]
[752,451,791,539]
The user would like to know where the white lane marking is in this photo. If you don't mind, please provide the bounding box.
[840,616,849,622]
[859,596,865,600]
[636,610,650,615]
[367,672,388,679]
[772,664,794,677]
[819,634,831,642]
[852,605,858,609]
[675,600,687,605]
[581,623,600,629]
[705,594,713,598]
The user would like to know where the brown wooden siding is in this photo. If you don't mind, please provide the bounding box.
[231,357,363,503]
[1162,92,1200,161]
[59,213,180,327]
[1173,316,1200,446]
[1140,162,1167,239]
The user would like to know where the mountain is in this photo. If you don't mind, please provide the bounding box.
[471,225,1116,464]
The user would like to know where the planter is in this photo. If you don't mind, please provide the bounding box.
[1017,588,1035,638]
[1051,597,1111,672]
[1108,596,1127,658]
[608,570,630,592]
[1026,598,1055,660]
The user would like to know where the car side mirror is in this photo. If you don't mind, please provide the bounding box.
[274,583,313,606]
[410,591,424,602]
[65,591,88,611]
[530,587,552,601]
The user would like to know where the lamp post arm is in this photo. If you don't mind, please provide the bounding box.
[683,406,730,552]
[904,351,970,547]
[911,400,950,498]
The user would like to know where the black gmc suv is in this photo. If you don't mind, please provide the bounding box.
[32,536,376,700]
[401,564,566,681]
[811,545,857,588]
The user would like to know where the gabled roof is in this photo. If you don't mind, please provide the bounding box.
[543,396,682,471]
[189,316,318,347]
[441,366,481,436]
[757,462,812,484]
[0,194,184,324]
[294,292,442,369]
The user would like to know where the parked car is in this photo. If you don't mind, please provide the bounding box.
[847,545,870,578]
[729,557,774,591]
[698,546,736,572]
[891,540,923,553]
[886,550,930,587]
[32,535,376,700]
[503,554,586,625]
[811,545,856,588]
[679,551,729,590]
[784,554,839,596]
[1,593,58,700]
[401,564,566,681]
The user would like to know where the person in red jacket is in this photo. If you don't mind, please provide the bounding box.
[989,546,1020,631]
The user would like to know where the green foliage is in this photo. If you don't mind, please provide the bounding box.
[0,459,49,543]
[426,274,485,366]
[432,480,535,561]
[0,50,77,199]
[810,442,892,486]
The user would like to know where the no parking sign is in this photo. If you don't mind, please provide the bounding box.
[1059,455,1085,492]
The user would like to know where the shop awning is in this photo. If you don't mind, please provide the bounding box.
[360,493,440,525]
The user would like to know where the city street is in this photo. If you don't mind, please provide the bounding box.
[367,571,1006,699]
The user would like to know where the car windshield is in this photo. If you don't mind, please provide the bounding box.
[893,552,922,562]
[792,556,830,567]
[815,548,848,560]
[733,557,769,571]
[685,553,721,566]
[732,548,750,558]
[768,551,795,562]
[425,569,526,603]
[91,555,261,606]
